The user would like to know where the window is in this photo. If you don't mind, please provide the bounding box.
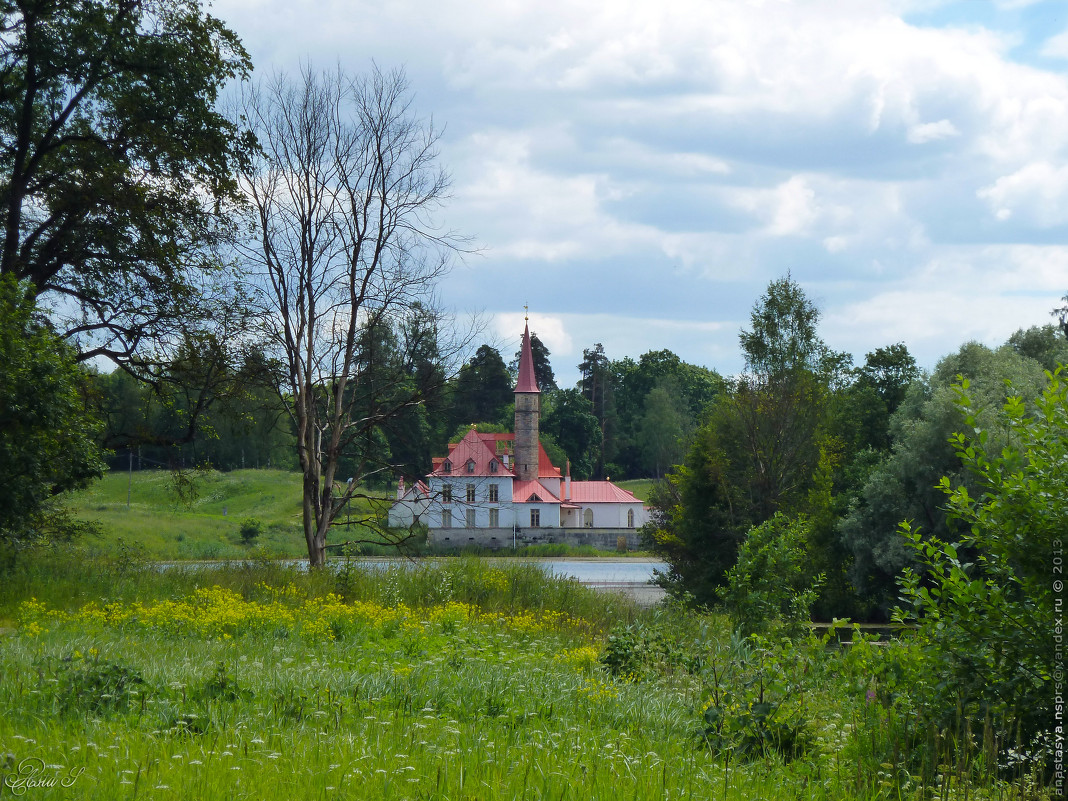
[530,509,540,527]
[442,459,451,473]
[488,484,498,502]
[584,508,594,527]
[466,459,475,473]
[489,508,499,527]
[466,509,476,528]
[442,509,452,528]
[442,485,452,503]
[627,509,635,528]
[489,459,498,473]
[466,484,475,503]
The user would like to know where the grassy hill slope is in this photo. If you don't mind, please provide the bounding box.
[67,469,383,560]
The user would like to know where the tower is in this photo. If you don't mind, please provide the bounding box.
[513,319,540,482]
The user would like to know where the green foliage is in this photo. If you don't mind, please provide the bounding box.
[607,349,723,478]
[718,514,823,638]
[739,274,826,378]
[840,341,1048,612]
[47,657,145,716]
[646,277,837,606]
[690,629,820,762]
[598,621,698,680]
[636,380,692,479]
[894,370,1063,740]
[0,276,105,543]
[1007,323,1068,372]
[542,388,600,478]
[0,550,1052,798]
[641,419,742,603]
[449,345,513,430]
[198,662,254,703]
[0,0,252,364]
[239,517,262,546]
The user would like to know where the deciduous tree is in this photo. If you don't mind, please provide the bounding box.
[0,276,104,543]
[236,65,465,566]
[0,0,252,365]
[449,345,512,430]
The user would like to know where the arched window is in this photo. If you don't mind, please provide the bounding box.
[442,459,452,473]
[627,509,635,528]
[489,459,498,473]
[466,459,475,473]
[583,508,594,527]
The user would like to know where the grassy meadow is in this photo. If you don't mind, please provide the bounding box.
[63,469,657,561]
[0,470,1050,799]
[0,551,1052,800]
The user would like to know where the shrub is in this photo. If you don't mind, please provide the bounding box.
[895,371,1063,759]
[718,513,823,637]
[239,517,263,546]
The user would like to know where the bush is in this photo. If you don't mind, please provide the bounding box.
[895,370,1063,754]
[718,513,823,637]
[239,517,262,546]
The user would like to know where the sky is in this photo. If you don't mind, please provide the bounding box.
[213,0,1068,387]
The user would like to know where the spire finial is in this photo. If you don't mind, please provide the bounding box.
[524,303,529,322]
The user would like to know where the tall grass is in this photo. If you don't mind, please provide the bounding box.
[0,550,1053,800]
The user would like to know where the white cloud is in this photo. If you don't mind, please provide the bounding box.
[448,128,662,261]
[212,0,1068,380]
[733,176,819,236]
[493,313,574,359]
[907,119,960,143]
[977,162,1068,227]
[824,245,1068,370]
[1041,28,1068,60]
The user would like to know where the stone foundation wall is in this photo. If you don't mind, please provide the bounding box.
[430,527,642,551]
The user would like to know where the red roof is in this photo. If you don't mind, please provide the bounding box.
[512,479,561,504]
[428,430,560,479]
[568,481,642,503]
[431,429,507,477]
[537,443,561,478]
[514,322,540,394]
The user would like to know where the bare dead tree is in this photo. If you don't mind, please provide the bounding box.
[236,64,468,566]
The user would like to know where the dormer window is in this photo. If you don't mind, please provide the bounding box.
[442,460,452,473]
[466,459,475,473]
[489,459,498,473]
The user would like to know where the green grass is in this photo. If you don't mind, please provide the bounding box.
[616,478,656,502]
[64,469,387,560]
[0,552,1049,801]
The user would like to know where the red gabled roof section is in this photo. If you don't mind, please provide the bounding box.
[430,428,505,477]
[426,431,559,478]
[537,443,561,478]
[568,481,642,503]
[512,479,561,504]
[514,322,540,394]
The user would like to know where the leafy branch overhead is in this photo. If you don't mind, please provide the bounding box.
[0,0,253,364]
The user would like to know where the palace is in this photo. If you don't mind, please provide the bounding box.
[388,322,649,549]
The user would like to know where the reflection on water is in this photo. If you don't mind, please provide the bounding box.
[162,557,666,586]
[342,557,665,585]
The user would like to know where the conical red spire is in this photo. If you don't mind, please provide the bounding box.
[515,322,540,394]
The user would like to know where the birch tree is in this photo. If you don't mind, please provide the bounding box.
[237,65,462,566]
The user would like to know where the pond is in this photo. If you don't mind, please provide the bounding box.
[347,557,666,585]
[160,557,666,586]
